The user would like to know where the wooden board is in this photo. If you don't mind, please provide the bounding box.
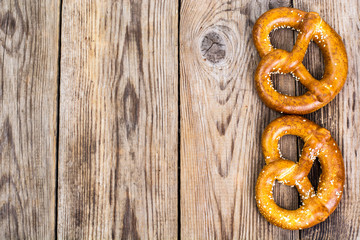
[181,0,359,238]
[294,0,360,238]
[0,0,359,238]
[180,0,299,238]
[58,0,178,239]
[0,0,60,239]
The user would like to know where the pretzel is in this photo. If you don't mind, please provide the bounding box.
[255,115,345,230]
[253,7,348,114]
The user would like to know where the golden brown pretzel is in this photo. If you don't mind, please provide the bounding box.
[255,115,345,230]
[253,7,348,114]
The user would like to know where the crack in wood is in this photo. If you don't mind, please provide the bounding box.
[201,32,226,64]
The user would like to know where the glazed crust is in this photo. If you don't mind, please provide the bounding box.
[255,115,345,230]
[253,7,348,114]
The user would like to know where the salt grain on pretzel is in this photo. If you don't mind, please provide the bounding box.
[253,7,348,114]
[255,115,345,230]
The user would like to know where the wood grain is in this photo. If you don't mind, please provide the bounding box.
[181,0,359,238]
[0,0,358,238]
[180,0,301,238]
[294,0,360,239]
[0,0,60,239]
[58,0,178,239]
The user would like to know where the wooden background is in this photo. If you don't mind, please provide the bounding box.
[0,0,358,239]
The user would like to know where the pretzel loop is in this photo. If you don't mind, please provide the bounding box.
[253,7,348,114]
[256,115,345,230]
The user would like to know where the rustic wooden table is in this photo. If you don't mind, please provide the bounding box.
[0,0,358,239]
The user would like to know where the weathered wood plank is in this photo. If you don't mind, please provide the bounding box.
[180,0,300,238]
[0,0,60,239]
[58,0,178,239]
[294,0,360,238]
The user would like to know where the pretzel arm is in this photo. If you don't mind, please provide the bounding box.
[253,7,305,57]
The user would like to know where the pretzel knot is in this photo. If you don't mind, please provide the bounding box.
[255,115,345,230]
[253,7,348,114]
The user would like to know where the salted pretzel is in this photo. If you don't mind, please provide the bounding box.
[255,115,344,230]
[253,7,348,114]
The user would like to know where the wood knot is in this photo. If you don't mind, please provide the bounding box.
[200,32,226,64]
[123,82,139,138]
[0,11,16,36]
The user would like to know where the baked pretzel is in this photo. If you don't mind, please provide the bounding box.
[253,7,348,114]
[255,115,345,230]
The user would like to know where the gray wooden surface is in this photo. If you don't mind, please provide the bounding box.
[0,0,359,239]
[58,0,178,239]
[0,0,60,239]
